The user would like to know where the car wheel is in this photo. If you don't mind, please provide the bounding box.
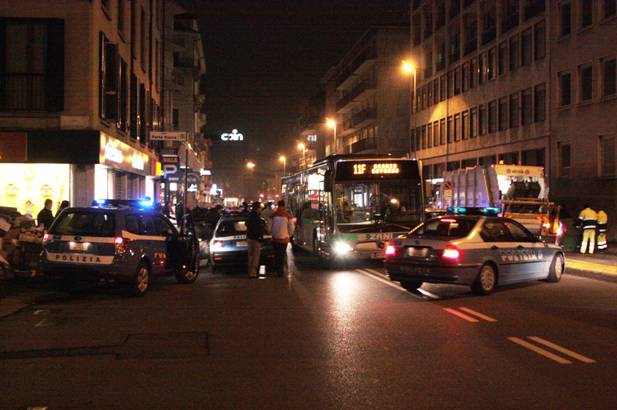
[175,265,199,284]
[472,264,497,295]
[130,262,150,296]
[400,281,422,292]
[545,253,564,283]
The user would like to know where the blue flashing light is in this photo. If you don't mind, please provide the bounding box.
[139,197,154,208]
[483,207,500,216]
[96,199,107,207]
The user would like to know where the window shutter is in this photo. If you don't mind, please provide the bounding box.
[46,20,64,112]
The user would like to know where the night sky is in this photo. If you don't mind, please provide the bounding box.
[193,0,409,172]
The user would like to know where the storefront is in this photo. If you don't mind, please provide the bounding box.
[0,131,158,216]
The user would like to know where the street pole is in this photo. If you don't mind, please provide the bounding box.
[183,133,189,233]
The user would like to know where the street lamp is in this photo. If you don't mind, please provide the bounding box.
[401,60,417,159]
[246,161,256,170]
[278,154,287,176]
[297,142,307,168]
[326,117,337,154]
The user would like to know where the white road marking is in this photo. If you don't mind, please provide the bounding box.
[34,318,47,328]
[458,307,497,322]
[417,288,440,300]
[355,269,409,292]
[508,337,572,364]
[527,336,596,364]
[443,308,479,322]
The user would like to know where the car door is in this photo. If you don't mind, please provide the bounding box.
[503,220,547,281]
[479,220,519,284]
[140,215,169,275]
[153,215,192,273]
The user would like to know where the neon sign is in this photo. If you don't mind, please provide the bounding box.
[104,144,123,164]
[221,129,244,141]
[353,163,400,175]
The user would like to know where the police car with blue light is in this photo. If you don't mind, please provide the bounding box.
[384,207,565,295]
[40,198,199,296]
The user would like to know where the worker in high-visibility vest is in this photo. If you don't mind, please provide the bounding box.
[597,209,608,252]
[578,204,598,254]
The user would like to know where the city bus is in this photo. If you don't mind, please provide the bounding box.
[282,155,424,260]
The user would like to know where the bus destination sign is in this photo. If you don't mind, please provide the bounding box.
[336,160,419,181]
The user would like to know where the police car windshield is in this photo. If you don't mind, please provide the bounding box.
[51,211,115,237]
[216,220,247,236]
[409,218,475,239]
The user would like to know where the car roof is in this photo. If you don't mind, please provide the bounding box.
[61,206,163,216]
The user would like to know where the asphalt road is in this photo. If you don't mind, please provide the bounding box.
[1,250,616,409]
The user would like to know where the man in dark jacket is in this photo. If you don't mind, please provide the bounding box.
[37,199,54,230]
[246,202,266,278]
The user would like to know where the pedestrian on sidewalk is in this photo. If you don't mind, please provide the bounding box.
[246,202,266,278]
[261,201,274,233]
[36,199,54,230]
[597,209,608,252]
[271,200,295,277]
[578,204,598,254]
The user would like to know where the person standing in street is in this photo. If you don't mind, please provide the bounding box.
[261,201,274,233]
[246,202,266,278]
[37,199,54,230]
[56,200,70,217]
[578,204,598,254]
[597,209,608,252]
[270,200,295,277]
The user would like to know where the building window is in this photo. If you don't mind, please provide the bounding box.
[580,65,593,102]
[462,63,470,92]
[509,35,519,70]
[172,108,179,130]
[99,32,118,120]
[534,21,546,60]
[502,0,520,33]
[498,42,507,75]
[559,72,572,106]
[498,98,507,131]
[479,155,497,165]
[462,110,469,139]
[521,88,532,125]
[560,143,571,176]
[560,2,571,36]
[449,26,460,62]
[464,14,478,55]
[454,67,461,95]
[479,104,486,135]
[440,74,447,101]
[482,2,497,45]
[433,79,440,104]
[421,125,427,150]
[499,152,519,164]
[1,19,64,112]
[448,70,454,98]
[434,121,440,146]
[427,123,433,148]
[534,83,546,122]
[581,0,593,28]
[522,149,545,166]
[440,118,446,145]
[470,58,477,88]
[425,47,433,78]
[454,113,461,141]
[603,59,616,97]
[424,5,433,38]
[119,59,128,130]
[140,7,147,70]
[524,0,545,19]
[521,28,532,66]
[488,101,497,133]
[415,128,421,151]
[487,48,495,80]
[600,136,616,176]
[450,0,461,19]
[447,116,453,143]
[605,0,617,19]
[478,53,484,84]
[436,1,446,29]
[436,39,446,71]
[509,93,519,128]
[117,0,125,34]
[412,13,422,45]
[470,107,477,138]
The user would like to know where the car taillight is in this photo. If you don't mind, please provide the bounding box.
[211,241,225,252]
[442,246,461,260]
[385,244,397,256]
[114,236,130,253]
[42,233,51,243]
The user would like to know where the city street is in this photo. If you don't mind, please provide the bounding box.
[1,250,616,409]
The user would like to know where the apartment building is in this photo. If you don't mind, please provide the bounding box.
[409,0,549,182]
[550,0,617,228]
[326,25,410,156]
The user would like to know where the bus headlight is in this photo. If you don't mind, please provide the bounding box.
[333,241,353,256]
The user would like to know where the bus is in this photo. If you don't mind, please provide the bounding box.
[282,155,424,260]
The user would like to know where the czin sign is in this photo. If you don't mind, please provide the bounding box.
[220,129,244,142]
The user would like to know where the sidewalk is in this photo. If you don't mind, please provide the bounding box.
[565,246,617,281]
[0,275,67,319]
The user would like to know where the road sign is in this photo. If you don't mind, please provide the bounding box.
[150,131,187,141]
[161,155,179,164]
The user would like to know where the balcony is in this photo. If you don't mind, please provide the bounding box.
[335,47,376,88]
[336,77,377,112]
[351,138,376,153]
[351,108,377,128]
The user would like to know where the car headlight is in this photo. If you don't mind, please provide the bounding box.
[210,241,225,252]
[333,241,353,256]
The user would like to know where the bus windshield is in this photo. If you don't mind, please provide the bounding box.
[334,180,421,231]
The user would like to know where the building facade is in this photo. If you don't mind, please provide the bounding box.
[409,0,617,237]
[326,25,410,156]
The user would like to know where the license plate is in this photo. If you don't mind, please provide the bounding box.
[69,242,88,251]
[371,251,384,259]
[236,241,248,247]
[407,247,428,257]
[401,265,431,274]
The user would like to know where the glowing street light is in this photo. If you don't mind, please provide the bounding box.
[401,60,416,75]
[246,161,256,170]
[278,154,287,176]
[401,59,417,159]
[297,142,306,151]
[325,117,337,154]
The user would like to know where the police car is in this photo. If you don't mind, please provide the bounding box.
[209,214,275,273]
[384,215,565,295]
[40,200,199,296]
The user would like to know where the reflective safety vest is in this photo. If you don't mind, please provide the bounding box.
[578,208,598,230]
[597,210,608,232]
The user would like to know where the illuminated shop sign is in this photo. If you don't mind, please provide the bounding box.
[307,134,317,142]
[99,134,152,176]
[220,129,244,142]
